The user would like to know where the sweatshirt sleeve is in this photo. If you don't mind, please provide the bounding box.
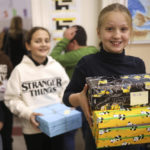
[4,68,33,120]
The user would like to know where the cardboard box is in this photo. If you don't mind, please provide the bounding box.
[35,103,82,137]
[91,106,150,148]
[86,74,150,110]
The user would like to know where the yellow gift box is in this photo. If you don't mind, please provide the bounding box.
[93,106,150,128]
[95,125,150,148]
[92,106,150,148]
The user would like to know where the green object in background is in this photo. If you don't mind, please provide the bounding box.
[12,8,17,16]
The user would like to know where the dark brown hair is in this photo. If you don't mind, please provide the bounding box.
[71,25,87,46]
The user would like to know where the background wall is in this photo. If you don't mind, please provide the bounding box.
[126,44,150,73]
[0,0,32,31]
[79,0,100,46]
[31,0,50,30]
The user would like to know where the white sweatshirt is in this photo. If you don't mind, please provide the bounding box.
[4,55,69,134]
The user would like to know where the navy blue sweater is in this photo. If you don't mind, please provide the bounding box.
[63,48,146,107]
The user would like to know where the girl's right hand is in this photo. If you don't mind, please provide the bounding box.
[78,84,93,127]
[30,112,43,128]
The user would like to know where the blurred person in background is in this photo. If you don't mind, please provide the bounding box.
[2,16,27,68]
[0,49,13,150]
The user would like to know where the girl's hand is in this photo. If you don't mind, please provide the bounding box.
[78,84,93,127]
[30,112,43,128]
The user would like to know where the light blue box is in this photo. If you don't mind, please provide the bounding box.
[35,103,82,137]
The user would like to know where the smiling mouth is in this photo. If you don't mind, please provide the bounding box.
[39,49,48,52]
[111,41,122,46]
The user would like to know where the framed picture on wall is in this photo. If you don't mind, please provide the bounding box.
[128,0,150,44]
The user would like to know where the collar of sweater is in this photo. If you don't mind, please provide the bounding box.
[99,48,125,64]
[27,54,48,66]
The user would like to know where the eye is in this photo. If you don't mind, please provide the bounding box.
[45,38,50,43]
[121,27,128,32]
[105,27,113,31]
[35,39,41,43]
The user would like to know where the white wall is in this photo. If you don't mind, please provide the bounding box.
[79,0,101,46]
[31,0,51,30]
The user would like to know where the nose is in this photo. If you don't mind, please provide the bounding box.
[113,29,121,39]
[41,41,47,46]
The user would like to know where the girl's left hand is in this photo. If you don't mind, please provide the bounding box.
[30,112,43,128]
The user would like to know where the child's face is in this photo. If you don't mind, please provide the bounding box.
[98,11,131,54]
[26,29,50,63]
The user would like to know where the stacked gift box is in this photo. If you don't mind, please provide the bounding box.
[86,74,150,148]
[92,107,150,148]
[35,103,82,137]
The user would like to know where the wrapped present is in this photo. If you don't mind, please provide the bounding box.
[35,103,82,137]
[86,74,150,110]
[94,124,150,148]
[92,106,150,129]
[91,106,150,148]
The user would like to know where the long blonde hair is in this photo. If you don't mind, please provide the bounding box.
[97,3,133,34]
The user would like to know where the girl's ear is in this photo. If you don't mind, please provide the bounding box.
[25,42,31,52]
[97,28,101,39]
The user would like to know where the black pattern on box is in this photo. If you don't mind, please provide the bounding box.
[86,74,150,110]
